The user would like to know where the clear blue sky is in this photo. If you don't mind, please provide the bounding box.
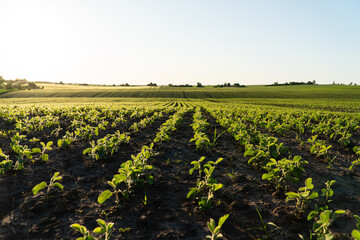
[0,0,359,85]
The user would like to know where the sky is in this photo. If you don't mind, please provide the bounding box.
[0,0,359,85]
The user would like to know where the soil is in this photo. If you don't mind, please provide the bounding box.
[0,108,359,240]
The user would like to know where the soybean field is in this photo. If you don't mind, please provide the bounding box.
[1,98,360,239]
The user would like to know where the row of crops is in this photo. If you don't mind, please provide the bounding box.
[0,100,360,239]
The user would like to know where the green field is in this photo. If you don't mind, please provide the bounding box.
[1,83,360,100]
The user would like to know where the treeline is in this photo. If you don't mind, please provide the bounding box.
[168,84,193,87]
[214,83,245,88]
[163,82,246,88]
[268,80,316,86]
[0,76,42,90]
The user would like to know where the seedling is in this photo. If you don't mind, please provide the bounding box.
[262,156,307,190]
[0,149,12,174]
[32,141,53,162]
[98,160,136,205]
[307,135,332,159]
[187,157,224,210]
[71,219,119,240]
[248,207,280,239]
[32,172,64,197]
[285,178,318,217]
[321,180,336,204]
[98,148,154,206]
[12,144,34,170]
[309,209,345,240]
[206,214,229,240]
[50,126,62,137]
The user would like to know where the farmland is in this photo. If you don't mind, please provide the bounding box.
[1,88,360,239]
[1,83,360,99]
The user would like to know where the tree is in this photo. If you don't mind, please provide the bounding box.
[197,82,203,87]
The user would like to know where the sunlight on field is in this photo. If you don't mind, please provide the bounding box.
[1,83,360,99]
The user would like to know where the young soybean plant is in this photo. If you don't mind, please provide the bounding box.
[32,172,64,197]
[32,141,53,162]
[307,209,345,240]
[321,180,336,204]
[248,207,281,239]
[0,149,13,175]
[71,219,117,240]
[285,178,318,217]
[206,214,229,240]
[187,157,224,210]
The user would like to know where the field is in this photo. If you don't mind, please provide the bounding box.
[1,87,360,240]
[1,83,360,99]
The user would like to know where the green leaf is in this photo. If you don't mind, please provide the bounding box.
[308,192,319,199]
[215,158,223,164]
[285,192,299,198]
[214,183,223,191]
[108,222,114,230]
[93,227,105,234]
[307,210,317,221]
[53,182,64,191]
[262,173,272,180]
[32,148,41,153]
[352,230,360,240]
[218,214,229,227]
[83,148,92,155]
[98,190,113,204]
[320,210,330,223]
[70,223,85,233]
[207,218,215,232]
[57,139,63,147]
[214,226,221,235]
[187,188,197,198]
[305,178,313,188]
[41,154,49,162]
[334,210,345,214]
[32,181,47,195]
[96,219,106,229]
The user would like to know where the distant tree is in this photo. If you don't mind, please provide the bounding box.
[5,82,13,90]
[59,81,64,85]
[27,82,40,89]
[332,81,336,85]
[147,82,157,86]
[197,82,203,87]
[313,80,316,85]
